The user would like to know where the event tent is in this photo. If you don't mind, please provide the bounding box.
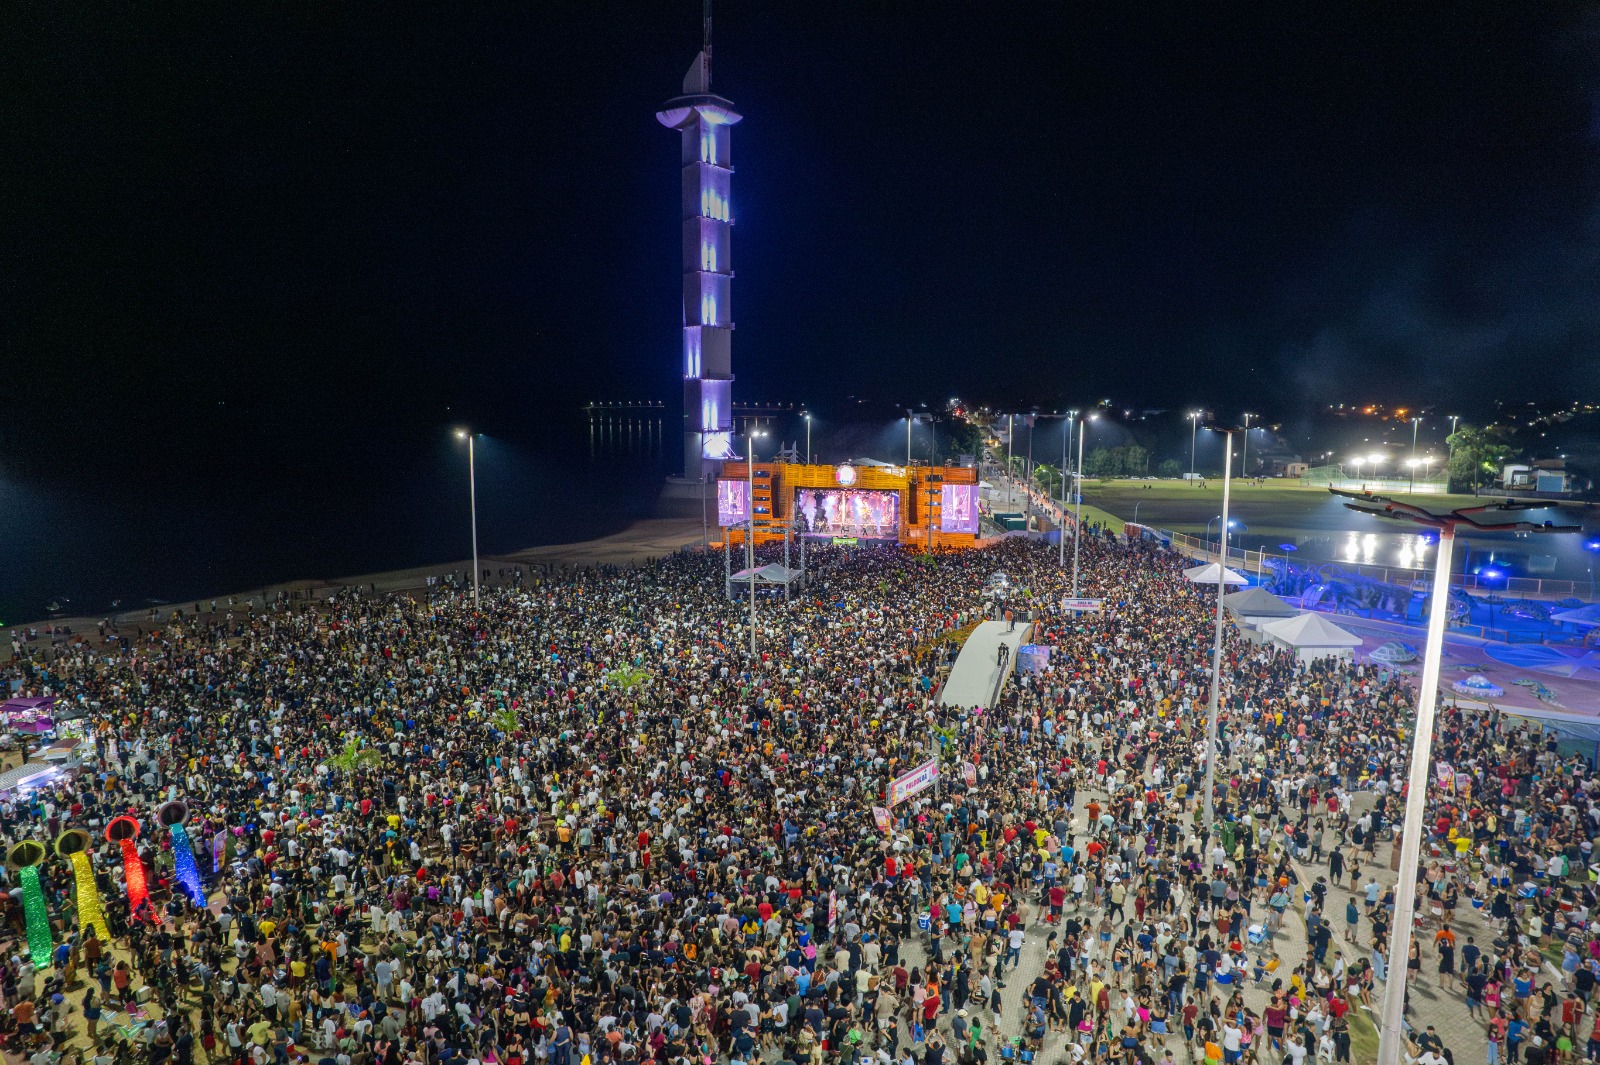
[1182,563,1248,586]
[1223,587,1300,632]
[1551,603,1600,629]
[1259,612,1363,663]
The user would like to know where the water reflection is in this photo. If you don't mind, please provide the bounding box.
[1251,530,1571,579]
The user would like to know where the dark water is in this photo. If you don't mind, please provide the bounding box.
[0,426,673,626]
[1231,528,1598,589]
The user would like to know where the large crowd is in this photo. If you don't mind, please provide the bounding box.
[0,517,1597,1065]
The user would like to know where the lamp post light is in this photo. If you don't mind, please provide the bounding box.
[803,412,812,465]
[1411,416,1422,472]
[1446,414,1460,489]
[455,430,480,611]
[1240,413,1254,480]
[1199,425,1239,838]
[1205,516,1238,559]
[1072,413,1097,596]
[1188,411,1201,479]
[1350,456,1366,487]
[1406,458,1421,495]
[746,429,767,660]
[1006,415,1015,506]
[1060,415,1070,566]
[1329,492,1582,1065]
[1584,539,1600,600]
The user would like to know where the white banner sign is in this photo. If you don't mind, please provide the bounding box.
[888,758,940,807]
[1060,598,1103,612]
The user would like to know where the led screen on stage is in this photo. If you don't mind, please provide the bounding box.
[940,483,979,533]
[716,479,750,527]
[794,488,900,538]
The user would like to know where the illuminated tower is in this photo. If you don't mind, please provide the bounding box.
[657,13,741,477]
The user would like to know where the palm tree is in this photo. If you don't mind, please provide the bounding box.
[603,664,650,694]
[491,707,518,734]
[326,738,380,775]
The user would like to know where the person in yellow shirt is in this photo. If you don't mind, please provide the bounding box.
[973,882,990,908]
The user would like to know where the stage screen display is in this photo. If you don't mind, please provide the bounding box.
[940,483,980,533]
[793,488,900,538]
[716,479,750,527]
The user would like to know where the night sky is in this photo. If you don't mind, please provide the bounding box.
[3,2,1600,615]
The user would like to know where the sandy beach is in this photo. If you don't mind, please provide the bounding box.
[3,516,708,661]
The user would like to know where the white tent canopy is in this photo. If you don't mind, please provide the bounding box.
[1223,588,1300,639]
[1183,563,1248,586]
[1260,612,1363,662]
[1551,603,1600,629]
[1223,587,1298,619]
[730,563,803,586]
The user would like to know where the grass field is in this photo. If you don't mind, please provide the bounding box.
[1079,480,1489,538]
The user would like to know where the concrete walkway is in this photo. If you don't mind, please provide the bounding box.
[939,619,1035,709]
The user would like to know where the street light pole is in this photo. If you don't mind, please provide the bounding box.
[1202,429,1235,837]
[1189,412,1200,479]
[804,413,812,465]
[746,431,766,661]
[456,430,480,611]
[1059,417,1069,567]
[1240,413,1253,480]
[1006,415,1014,503]
[1446,415,1460,490]
[1326,493,1582,1065]
[1025,416,1035,529]
[1072,414,1094,596]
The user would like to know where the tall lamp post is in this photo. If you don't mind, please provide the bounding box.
[1006,414,1015,506]
[1329,491,1581,1065]
[1060,415,1070,566]
[746,429,767,659]
[1585,538,1600,600]
[455,429,480,611]
[803,412,812,465]
[1188,411,1201,479]
[1205,515,1238,559]
[907,412,938,547]
[1199,424,1237,837]
[1446,415,1460,490]
[1072,413,1097,596]
[1240,413,1254,480]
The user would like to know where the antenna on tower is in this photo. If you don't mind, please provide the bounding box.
[702,0,713,91]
